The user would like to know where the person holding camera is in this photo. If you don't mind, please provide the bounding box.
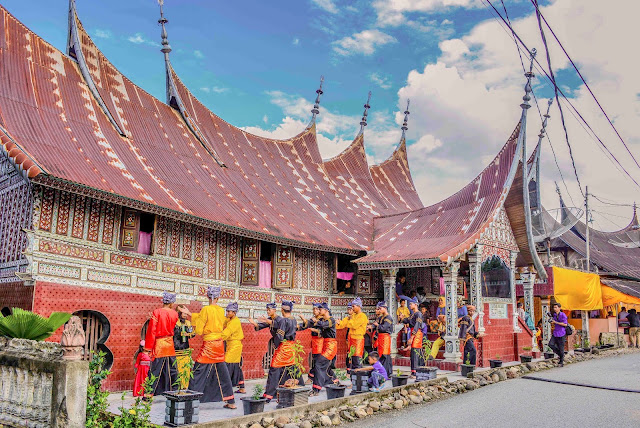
[549,303,568,367]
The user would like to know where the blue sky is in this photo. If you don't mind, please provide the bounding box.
[4,0,639,230]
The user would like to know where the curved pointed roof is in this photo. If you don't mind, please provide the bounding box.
[356,124,521,269]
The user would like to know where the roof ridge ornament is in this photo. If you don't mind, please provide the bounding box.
[158,0,171,60]
[309,76,324,126]
[537,98,553,142]
[358,91,372,136]
[400,99,410,142]
[521,48,536,112]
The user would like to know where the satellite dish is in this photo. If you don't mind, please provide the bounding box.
[608,229,640,248]
[532,206,583,243]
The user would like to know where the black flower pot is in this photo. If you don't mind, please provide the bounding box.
[544,352,555,360]
[460,364,474,377]
[489,359,503,368]
[163,390,203,427]
[392,375,409,387]
[350,371,371,395]
[326,385,346,399]
[520,355,533,363]
[415,366,437,382]
[276,386,310,409]
[241,397,267,415]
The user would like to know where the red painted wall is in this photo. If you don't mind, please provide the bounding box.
[477,303,532,367]
[0,281,33,311]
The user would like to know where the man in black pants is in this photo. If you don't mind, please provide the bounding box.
[549,303,569,367]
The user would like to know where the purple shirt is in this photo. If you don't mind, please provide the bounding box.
[372,361,389,380]
[552,312,568,337]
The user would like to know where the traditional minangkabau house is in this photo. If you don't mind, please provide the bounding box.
[2,1,547,390]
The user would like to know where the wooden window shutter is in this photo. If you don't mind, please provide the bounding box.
[273,245,294,289]
[119,209,140,251]
[241,239,259,285]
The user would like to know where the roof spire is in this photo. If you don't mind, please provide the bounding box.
[400,99,410,142]
[537,98,553,143]
[521,48,536,112]
[158,0,171,61]
[358,91,372,136]
[309,76,324,125]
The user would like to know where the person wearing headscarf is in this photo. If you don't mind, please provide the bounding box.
[337,297,368,371]
[429,314,446,360]
[249,301,300,402]
[186,286,236,408]
[144,292,179,395]
[173,304,195,390]
[222,302,245,393]
[298,303,323,384]
[305,302,337,396]
[371,301,393,376]
[458,305,479,366]
[336,303,354,372]
[400,297,425,377]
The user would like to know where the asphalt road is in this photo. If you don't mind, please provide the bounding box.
[349,352,640,428]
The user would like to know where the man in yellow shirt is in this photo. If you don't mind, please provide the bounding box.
[222,302,245,394]
[337,298,369,370]
[186,286,236,409]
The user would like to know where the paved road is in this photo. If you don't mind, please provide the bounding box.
[349,353,640,428]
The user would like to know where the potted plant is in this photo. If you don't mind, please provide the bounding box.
[573,341,581,352]
[460,353,474,377]
[415,339,438,381]
[241,384,268,415]
[520,346,533,363]
[163,349,203,427]
[543,346,555,360]
[489,354,503,368]
[391,368,410,387]
[326,369,348,399]
[349,347,372,394]
[276,340,310,409]
[582,339,592,353]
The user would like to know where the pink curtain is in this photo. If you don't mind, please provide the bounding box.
[259,261,272,288]
[439,277,445,295]
[137,231,152,255]
[336,272,354,281]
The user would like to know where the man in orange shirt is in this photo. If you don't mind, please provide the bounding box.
[144,292,180,396]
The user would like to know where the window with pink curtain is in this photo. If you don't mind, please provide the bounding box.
[137,231,152,255]
[259,261,272,288]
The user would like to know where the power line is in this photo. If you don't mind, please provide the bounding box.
[529,0,640,171]
[590,193,635,208]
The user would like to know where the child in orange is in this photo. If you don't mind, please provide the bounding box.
[133,340,151,397]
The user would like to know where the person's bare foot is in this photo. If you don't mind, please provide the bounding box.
[224,403,237,409]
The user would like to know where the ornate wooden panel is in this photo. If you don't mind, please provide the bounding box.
[273,245,294,289]
[241,238,259,285]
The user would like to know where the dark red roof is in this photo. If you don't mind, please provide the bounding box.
[356,124,522,269]
[0,5,426,253]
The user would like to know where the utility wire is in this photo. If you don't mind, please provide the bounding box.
[529,0,640,171]
[590,194,635,208]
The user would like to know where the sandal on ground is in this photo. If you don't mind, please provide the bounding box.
[309,390,320,397]
[224,404,237,409]
[236,388,246,394]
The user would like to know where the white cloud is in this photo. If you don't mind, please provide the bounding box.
[310,0,338,14]
[127,33,157,46]
[374,0,482,26]
[93,29,112,39]
[263,115,268,124]
[194,50,204,59]
[200,86,229,94]
[200,87,210,93]
[333,30,397,56]
[369,73,393,90]
[292,37,300,46]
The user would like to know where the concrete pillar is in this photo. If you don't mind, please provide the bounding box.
[509,251,521,333]
[381,268,400,358]
[521,268,539,351]
[581,310,590,347]
[468,245,484,333]
[443,261,461,363]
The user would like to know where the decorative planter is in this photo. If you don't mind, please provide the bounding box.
[240,397,267,415]
[163,390,203,427]
[276,386,310,409]
[415,366,438,381]
[489,359,503,368]
[460,364,474,377]
[544,352,555,360]
[519,355,533,363]
[350,371,370,395]
[326,385,346,399]
[391,375,409,387]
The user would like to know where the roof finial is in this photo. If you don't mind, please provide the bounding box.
[358,91,372,136]
[521,48,536,111]
[158,0,171,60]
[537,98,553,142]
[400,99,410,142]
[310,76,324,124]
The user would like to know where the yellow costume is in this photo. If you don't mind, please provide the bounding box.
[192,304,226,363]
[222,316,244,364]
[396,306,410,321]
[430,317,446,359]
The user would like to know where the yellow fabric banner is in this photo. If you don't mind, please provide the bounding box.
[552,267,603,310]
[601,285,640,307]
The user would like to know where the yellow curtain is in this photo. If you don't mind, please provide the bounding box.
[553,267,603,310]
[601,285,640,307]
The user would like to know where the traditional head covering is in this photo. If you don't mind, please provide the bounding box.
[207,285,221,299]
[226,302,239,312]
[347,302,353,309]
[320,302,330,312]
[281,300,294,311]
[266,302,277,310]
[466,304,476,312]
[407,297,419,306]
[140,340,145,347]
[376,301,388,309]
[162,291,176,304]
[312,303,323,309]
[351,297,362,308]
[438,296,445,308]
